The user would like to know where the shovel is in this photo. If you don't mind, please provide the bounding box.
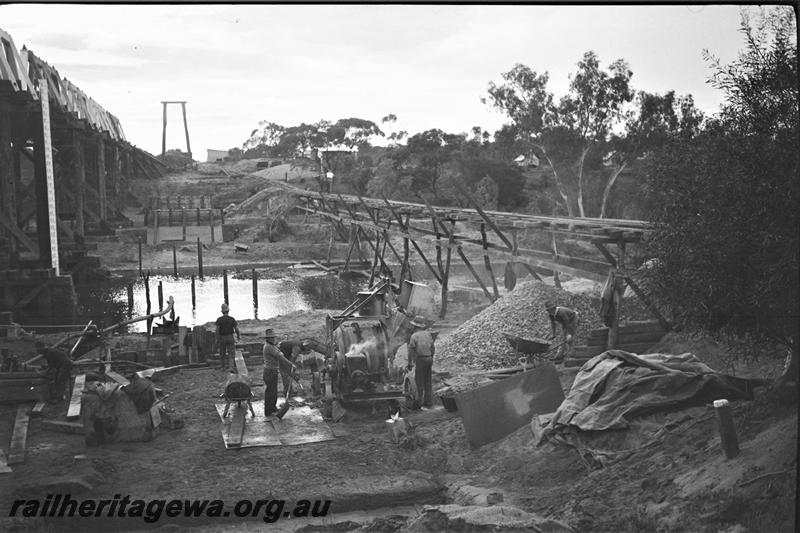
[275,367,296,420]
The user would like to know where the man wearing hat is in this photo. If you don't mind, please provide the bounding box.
[407,316,435,409]
[215,303,240,371]
[262,328,300,416]
[545,301,578,362]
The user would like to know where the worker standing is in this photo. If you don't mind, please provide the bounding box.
[215,303,240,371]
[36,342,73,404]
[407,317,435,409]
[545,301,578,362]
[262,328,300,416]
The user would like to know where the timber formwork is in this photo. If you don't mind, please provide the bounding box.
[281,183,670,351]
[0,27,168,323]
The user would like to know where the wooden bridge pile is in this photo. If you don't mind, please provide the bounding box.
[0,27,169,322]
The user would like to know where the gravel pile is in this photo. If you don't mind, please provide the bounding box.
[437,280,604,369]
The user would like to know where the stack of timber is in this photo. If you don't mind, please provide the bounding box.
[564,321,668,367]
[0,371,49,403]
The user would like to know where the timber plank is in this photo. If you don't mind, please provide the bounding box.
[0,448,11,473]
[234,350,248,378]
[106,370,130,386]
[226,408,246,447]
[66,374,86,419]
[41,419,83,434]
[586,331,667,347]
[30,401,46,416]
[8,404,31,465]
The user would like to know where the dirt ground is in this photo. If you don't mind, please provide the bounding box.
[0,164,796,532]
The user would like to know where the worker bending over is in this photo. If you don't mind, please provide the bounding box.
[36,342,73,404]
[262,328,300,416]
[545,301,578,362]
[407,317,435,409]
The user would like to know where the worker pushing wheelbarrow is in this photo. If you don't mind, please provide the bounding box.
[504,301,578,364]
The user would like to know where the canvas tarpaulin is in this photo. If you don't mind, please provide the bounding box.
[535,350,756,464]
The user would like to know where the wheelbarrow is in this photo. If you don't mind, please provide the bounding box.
[503,333,568,362]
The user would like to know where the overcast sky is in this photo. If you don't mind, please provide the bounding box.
[1,4,751,160]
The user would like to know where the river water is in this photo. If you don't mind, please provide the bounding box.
[75,272,366,332]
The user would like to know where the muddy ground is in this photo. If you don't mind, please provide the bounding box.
[0,164,796,532]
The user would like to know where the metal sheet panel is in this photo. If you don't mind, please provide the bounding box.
[455,363,564,449]
[215,401,335,448]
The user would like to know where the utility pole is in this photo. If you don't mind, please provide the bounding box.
[160,101,192,160]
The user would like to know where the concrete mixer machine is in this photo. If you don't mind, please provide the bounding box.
[321,277,433,403]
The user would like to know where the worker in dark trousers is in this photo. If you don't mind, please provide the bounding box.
[407,317,435,409]
[545,301,578,362]
[36,342,73,404]
[262,328,300,416]
[215,303,240,371]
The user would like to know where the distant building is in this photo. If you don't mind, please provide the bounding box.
[206,149,228,163]
[514,153,540,167]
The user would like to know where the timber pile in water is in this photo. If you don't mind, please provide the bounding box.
[436,280,604,370]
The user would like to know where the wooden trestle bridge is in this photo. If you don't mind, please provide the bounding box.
[282,182,668,350]
[0,27,168,323]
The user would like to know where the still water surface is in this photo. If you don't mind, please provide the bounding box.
[75,273,365,332]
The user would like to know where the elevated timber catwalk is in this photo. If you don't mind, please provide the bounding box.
[278,182,668,351]
[0,27,168,323]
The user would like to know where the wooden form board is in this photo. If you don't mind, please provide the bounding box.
[8,404,31,465]
[66,374,86,420]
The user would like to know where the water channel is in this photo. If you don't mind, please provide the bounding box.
[74,272,367,332]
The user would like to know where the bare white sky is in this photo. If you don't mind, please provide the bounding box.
[1,4,751,159]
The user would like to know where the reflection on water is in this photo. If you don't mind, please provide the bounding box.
[75,273,365,332]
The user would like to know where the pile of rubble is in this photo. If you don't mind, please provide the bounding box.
[436,279,604,369]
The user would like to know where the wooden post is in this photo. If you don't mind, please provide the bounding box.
[32,95,54,269]
[157,280,164,311]
[481,223,500,299]
[96,136,107,222]
[172,245,178,277]
[439,220,455,319]
[606,241,626,350]
[143,208,150,227]
[197,237,204,279]
[138,238,142,276]
[181,209,186,241]
[219,207,224,225]
[551,232,562,289]
[196,207,201,225]
[209,209,215,243]
[181,101,192,160]
[144,274,151,315]
[72,130,85,239]
[161,102,167,156]
[0,101,18,261]
[433,217,443,278]
[191,274,196,309]
[714,399,740,459]
[368,232,380,287]
[223,269,229,306]
[126,284,134,318]
[401,213,411,283]
[168,208,173,226]
[252,269,258,312]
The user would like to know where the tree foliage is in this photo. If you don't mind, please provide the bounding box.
[485,51,634,216]
[643,7,798,369]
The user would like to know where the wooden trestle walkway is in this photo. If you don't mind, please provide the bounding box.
[1,27,168,323]
[278,182,668,351]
